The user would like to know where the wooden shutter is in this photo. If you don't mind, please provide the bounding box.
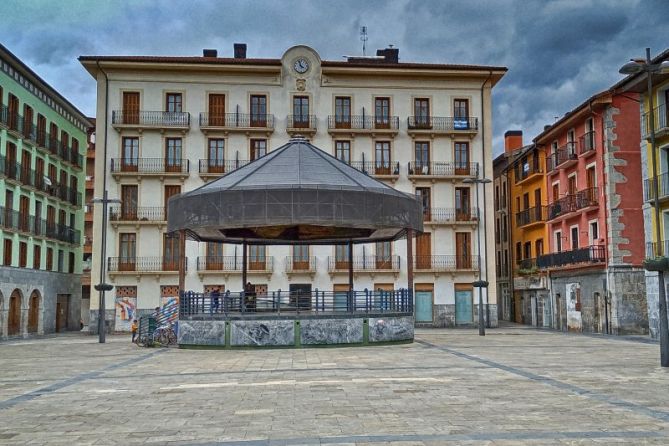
[209,94,226,126]
[416,233,432,269]
[122,92,140,124]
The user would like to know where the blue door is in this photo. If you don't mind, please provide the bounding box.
[334,292,348,311]
[415,291,433,323]
[455,290,473,325]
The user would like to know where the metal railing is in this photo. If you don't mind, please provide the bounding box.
[517,258,537,271]
[642,103,668,138]
[414,255,479,271]
[644,172,669,202]
[112,110,191,127]
[285,256,317,273]
[537,245,605,268]
[198,159,250,174]
[579,131,596,155]
[516,206,547,227]
[514,159,542,182]
[0,206,80,244]
[646,241,669,258]
[180,288,413,316]
[109,206,166,222]
[327,255,401,272]
[546,143,578,172]
[350,161,401,176]
[107,256,188,272]
[407,116,479,131]
[327,115,400,130]
[547,187,598,219]
[196,256,274,272]
[110,158,190,174]
[424,207,479,223]
[287,115,317,129]
[407,161,479,177]
[199,113,275,129]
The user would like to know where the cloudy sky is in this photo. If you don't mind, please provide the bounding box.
[1,0,667,154]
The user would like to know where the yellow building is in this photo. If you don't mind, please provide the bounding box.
[504,132,549,325]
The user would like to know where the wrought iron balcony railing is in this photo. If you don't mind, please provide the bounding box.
[537,245,605,269]
[327,255,400,272]
[286,115,317,130]
[579,131,596,155]
[423,207,479,223]
[642,103,669,139]
[407,161,479,177]
[285,256,317,273]
[199,113,275,129]
[327,115,399,130]
[546,143,578,172]
[198,159,250,175]
[514,160,543,183]
[644,172,669,202]
[350,161,400,176]
[407,116,479,131]
[515,206,547,227]
[107,256,188,272]
[110,158,190,174]
[195,256,274,272]
[414,255,479,271]
[646,241,669,259]
[0,206,80,244]
[109,206,166,222]
[547,187,598,219]
[516,257,537,271]
[112,110,191,127]
[0,156,81,206]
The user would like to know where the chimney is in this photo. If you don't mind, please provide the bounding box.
[376,46,399,63]
[504,130,523,153]
[234,43,247,59]
[202,49,217,57]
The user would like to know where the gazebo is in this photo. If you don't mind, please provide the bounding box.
[167,136,423,347]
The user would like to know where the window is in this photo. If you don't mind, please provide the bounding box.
[33,244,41,269]
[37,114,46,145]
[292,96,309,127]
[454,142,470,174]
[586,166,596,190]
[68,252,75,274]
[121,185,138,219]
[376,241,392,269]
[571,226,579,250]
[292,245,310,270]
[503,216,508,242]
[453,99,470,129]
[3,239,12,266]
[589,221,599,245]
[455,187,471,220]
[516,242,522,261]
[335,140,350,164]
[208,94,226,126]
[208,138,225,172]
[121,137,139,171]
[8,94,19,130]
[555,231,563,253]
[23,104,33,139]
[414,141,430,172]
[248,245,266,270]
[496,219,500,244]
[163,233,180,270]
[164,185,181,219]
[523,193,529,210]
[334,96,351,128]
[414,98,430,128]
[165,138,182,172]
[46,247,53,270]
[536,239,544,256]
[250,95,267,127]
[552,183,559,202]
[523,242,532,260]
[57,249,64,272]
[495,185,500,211]
[374,97,390,128]
[119,233,137,270]
[166,93,182,113]
[61,131,69,160]
[416,188,431,221]
[19,195,29,231]
[375,141,391,174]
[455,232,472,268]
[335,245,350,264]
[122,91,140,125]
[568,175,577,195]
[206,242,224,258]
[250,139,267,160]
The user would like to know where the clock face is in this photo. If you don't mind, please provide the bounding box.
[293,58,309,74]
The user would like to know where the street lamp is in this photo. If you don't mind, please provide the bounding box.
[90,192,121,343]
[464,177,492,336]
[620,48,669,367]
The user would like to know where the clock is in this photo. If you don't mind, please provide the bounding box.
[293,58,309,74]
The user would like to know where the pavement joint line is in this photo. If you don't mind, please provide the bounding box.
[179,430,666,445]
[415,337,669,424]
[0,349,165,411]
[513,325,660,344]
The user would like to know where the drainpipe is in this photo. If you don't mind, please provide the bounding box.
[481,70,493,327]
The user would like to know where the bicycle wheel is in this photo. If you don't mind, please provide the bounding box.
[167,329,177,345]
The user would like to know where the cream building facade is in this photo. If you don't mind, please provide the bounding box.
[80,44,506,331]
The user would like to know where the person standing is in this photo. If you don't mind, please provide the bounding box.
[131,319,138,343]
[211,287,220,314]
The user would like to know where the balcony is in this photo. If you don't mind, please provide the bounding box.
[642,104,669,140]
[579,131,596,156]
[111,110,191,131]
[547,187,598,220]
[407,161,479,180]
[414,255,479,273]
[350,161,400,181]
[198,159,250,179]
[286,115,317,136]
[514,161,543,184]
[0,206,80,245]
[199,113,274,134]
[516,258,537,274]
[537,245,605,269]
[546,143,578,173]
[423,207,479,226]
[644,172,669,202]
[285,256,317,275]
[108,256,188,276]
[195,256,274,278]
[109,206,166,226]
[327,255,400,275]
[515,206,547,228]
[407,116,479,137]
[110,158,189,179]
[32,131,83,168]
[327,115,400,137]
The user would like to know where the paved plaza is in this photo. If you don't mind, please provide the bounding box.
[0,325,668,445]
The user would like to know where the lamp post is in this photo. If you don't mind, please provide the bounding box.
[464,177,492,336]
[620,48,669,367]
[91,192,121,343]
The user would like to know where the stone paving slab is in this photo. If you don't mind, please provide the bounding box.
[0,325,668,444]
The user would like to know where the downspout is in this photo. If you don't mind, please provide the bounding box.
[96,61,110,340]
[481,70,494,327]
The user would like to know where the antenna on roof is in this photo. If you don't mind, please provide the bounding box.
[360,26,368,56]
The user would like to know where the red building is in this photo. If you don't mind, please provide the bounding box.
[534,88,648,334]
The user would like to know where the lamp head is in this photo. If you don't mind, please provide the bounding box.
[619,60,644,75]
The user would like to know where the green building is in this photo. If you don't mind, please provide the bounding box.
[0,43,91,339]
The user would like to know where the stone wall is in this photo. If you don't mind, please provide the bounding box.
[430,304,498,328]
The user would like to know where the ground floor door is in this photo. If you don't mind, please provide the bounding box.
[555,294,564,331]
[289,284,311,310]
[542,295,552,328]
[333,284,349,312]
[530,296,537,326]
[455,287,473,325]
[514,293,523,323]
[56,294,69,332]
[8,291,22,336]
[27,292,39,333]
[415,284,434,323]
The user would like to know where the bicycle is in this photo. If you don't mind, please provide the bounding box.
[152,324,177,346]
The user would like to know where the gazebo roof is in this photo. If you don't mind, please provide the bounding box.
[167,137,423,245]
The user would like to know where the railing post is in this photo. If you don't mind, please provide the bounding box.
[315,288,319,314]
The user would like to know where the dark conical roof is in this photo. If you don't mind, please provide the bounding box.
[167,137,423,244]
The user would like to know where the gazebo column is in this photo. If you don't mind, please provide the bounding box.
[348,241,354,311]
[406,229,414,305]
[178,230,186,296]
[242,241,248,290]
